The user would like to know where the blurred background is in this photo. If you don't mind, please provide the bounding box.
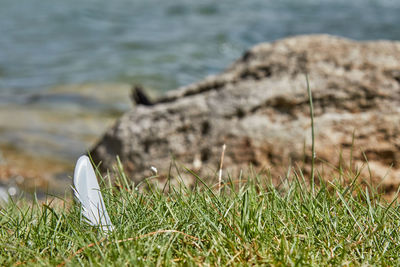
[1,0,400,197]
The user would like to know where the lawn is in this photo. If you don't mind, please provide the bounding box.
[1,163,400,266]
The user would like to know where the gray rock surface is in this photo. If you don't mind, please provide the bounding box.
[91,35,400,193]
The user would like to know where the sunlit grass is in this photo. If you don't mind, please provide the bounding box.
[1,165,400,266]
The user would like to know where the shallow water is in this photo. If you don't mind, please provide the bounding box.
[0,0,400,192]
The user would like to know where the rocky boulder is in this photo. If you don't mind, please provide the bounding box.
[91,35,400,193]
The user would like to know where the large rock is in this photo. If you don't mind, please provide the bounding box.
[91,35,400,193]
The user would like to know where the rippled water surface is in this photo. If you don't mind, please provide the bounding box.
[0,0,400,188]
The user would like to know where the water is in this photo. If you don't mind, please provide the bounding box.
[0,0,400,189]
[2,0,400,93]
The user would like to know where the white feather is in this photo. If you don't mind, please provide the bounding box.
[73,155,114,232]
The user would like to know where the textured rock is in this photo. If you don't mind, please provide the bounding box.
[91,35,400,193]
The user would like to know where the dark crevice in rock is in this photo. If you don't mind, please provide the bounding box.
[364,149,397,167]
[156,78,229,104]
[201,121,210,136]
[201,148,211,162]
[239,65,272,80]
[384,69,400,85]
[236,108,246,119]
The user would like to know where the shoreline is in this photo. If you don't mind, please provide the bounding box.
[0,144,73,198]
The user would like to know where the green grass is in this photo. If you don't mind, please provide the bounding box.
[1,166,400,266]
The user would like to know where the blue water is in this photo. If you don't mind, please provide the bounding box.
[1,0,399,95]
[0,0,400,180]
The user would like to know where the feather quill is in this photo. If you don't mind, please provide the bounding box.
[73,155,114,232]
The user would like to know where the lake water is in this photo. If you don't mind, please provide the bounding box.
[0,0,400,191]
